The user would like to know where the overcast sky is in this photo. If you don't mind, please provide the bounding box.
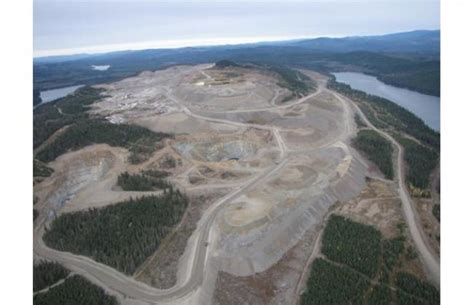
[34,0,440,57]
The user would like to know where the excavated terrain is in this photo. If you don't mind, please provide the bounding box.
[33,63,385,305]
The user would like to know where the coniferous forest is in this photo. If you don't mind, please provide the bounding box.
[394,135,439,189]
[300,258,371,305]
[34,86,170,164]
[34,274,118,305]
[352,130,394,180]
[301,215,439,305]
[43,190,188,275]
[322,215,382,278]
[328,77,439,150]
[36,118,169,163]
[33,86,105,149]
[33,261,70,292]
[117,171,171,191]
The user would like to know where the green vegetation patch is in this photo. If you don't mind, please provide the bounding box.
[36,119,170,163]
[117,171,171,191]
[33,274,118,305]
[395,135,439,189]
[215,60,241,68]
[366,284,393,305]
[322,214,382,278]
[268,65,312,100]
[396,272,440,305]
[34,160,54,177]
[353,130,394,179]
[328,77,439,150]
[33,86,105,149]
[300,258,370,305]
[379,70,440,97]
[302,216,439,305]
[34,86,169,165]
[34,261,70,292]
[43,191,188,275]
[396,293,429,305]
[55,87,107,116]
[329,72,439,210]
[381,236,406,275]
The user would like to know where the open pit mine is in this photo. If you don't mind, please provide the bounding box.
[34,63,384,305]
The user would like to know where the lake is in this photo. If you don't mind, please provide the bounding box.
[332,72,440,131]
[92,65,111,71]
[39,85,84,104]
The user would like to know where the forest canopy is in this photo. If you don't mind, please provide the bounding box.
[34,274,118,305]
[43,190,188,275]
[352,130,394,180]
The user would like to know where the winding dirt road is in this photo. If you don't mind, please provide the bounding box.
[333,92,440,287]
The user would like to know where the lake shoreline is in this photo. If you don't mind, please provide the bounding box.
[332,72,440,131]
[35,85,84,109]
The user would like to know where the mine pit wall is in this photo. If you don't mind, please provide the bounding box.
[42,158,113,223]
[214,153,367,278]
[193,154,367,305]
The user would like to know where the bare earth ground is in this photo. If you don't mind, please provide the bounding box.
[212,179,428,305]
[213,221,324,305]
[33,63,439,305]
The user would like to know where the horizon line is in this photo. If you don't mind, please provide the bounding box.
[33,29,439,59]
[33,35,318,58]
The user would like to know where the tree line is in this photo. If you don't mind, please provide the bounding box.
[328,76,440,150]
[117,171,171,191]
[268,65,313,101]
[34,86,170,165]
[33,86,104,149]
[36,118,170,163]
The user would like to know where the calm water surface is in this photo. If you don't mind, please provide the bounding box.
[39,85,84,104]
[333,72,440,131]
[91,65,111,71]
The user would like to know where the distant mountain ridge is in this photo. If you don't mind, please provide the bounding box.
[289,30,440,54]
[34,30,440,63]
[33,30,440,96]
